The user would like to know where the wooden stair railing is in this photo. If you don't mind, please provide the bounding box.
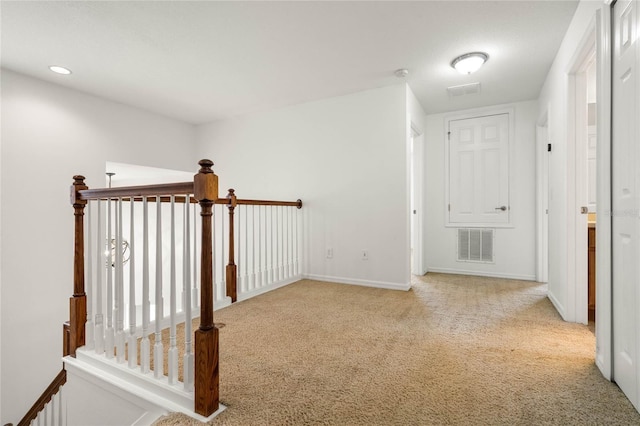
[214,191,303,303]
[16,368,67,426]
[66,159,221,417]
[62,158,303,418]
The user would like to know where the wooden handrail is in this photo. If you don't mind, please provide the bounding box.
[79,181,194,201]
[17,368,67,426]
[235,198,303,208]
[214,197,302,208]
[221,189,303,302]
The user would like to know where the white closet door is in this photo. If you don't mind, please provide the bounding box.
[612,0,640,411]
[448,113,509,225]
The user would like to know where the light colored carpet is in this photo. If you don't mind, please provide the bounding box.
[153,273,640,425]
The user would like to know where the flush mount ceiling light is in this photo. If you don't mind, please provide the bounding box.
[49,65,72,75]
[450,52,489,75]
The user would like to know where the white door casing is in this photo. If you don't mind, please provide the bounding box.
[612,0,640,411]
[536,110,550,283]
[447,113,510,226]
[595,2,613,381]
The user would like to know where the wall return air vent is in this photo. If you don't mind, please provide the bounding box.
[457,228,494,263]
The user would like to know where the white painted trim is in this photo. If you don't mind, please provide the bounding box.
[536,105,550,283]
[303,274,411,291]
[565,17,597,325]
[548,287,567,321]
[411,128,426,275]
[236,276,301,302]
[595,4,612,381]
[65,354,226,424]
[425,267,536,282]
[444,105,515,228]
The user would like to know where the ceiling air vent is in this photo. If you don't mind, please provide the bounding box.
[447,82,481,98]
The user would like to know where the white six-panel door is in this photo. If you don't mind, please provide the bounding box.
[448,113,510,225]
[612,0,640,411]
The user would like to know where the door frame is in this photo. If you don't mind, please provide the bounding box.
[536,107,550,283]
[410,122,425,276]
[595,3,613,381]
[566,18,596,325]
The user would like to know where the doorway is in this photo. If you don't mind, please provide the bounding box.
[567,24,596,325]
[410,124,424,276]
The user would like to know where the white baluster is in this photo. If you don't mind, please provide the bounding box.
[257,205,263,288]
[85,202,94,350]
[245,205,250,292]
[95,200,104,354]
[294,206,299,276]
[238,207,243,294]
[251,205,256,290]
[276,206,282,281]
[168,196,178,384]
[141,197,151,373]
[51,392,60,426]
[285,206,291,279]
[43,399,49,425]
[192,201,199,309]
[270,206,275,284]
[154,196,164,379]
[212,202,218,302]
[115,198,125,362]
[290,207,294,277]
[184,195,194,391]
[105,198,114,359]
[220,205,226,298]
[128,199,137,369]
[60,386,67,426]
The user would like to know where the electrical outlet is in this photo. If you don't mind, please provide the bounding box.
[362,250,369,260]
[326,248,333,259]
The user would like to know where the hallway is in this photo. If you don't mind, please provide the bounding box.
[155,274,640,425]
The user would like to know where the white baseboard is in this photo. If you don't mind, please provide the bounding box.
[547,288,567,321]
[303,274,411,291]
[425,267,536,282]
[236,276,302,303]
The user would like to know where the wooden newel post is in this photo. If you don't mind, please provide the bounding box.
[226,189,238,303]
[67,175,88,357]
[193,159,220,416]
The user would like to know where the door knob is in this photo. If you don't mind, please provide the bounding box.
[495,206,507,211]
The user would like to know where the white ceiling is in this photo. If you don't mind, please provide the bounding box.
[1,1,579,125]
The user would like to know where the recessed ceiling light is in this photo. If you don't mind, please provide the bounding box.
[49,65,72,75]
[451,52,489,75]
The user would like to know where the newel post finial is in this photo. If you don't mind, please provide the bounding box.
[198,159,214,174]
[71,175,88,206]
[194,159,218,201]
[227,188,237,208]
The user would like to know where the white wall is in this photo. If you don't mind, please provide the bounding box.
[195,84,410,289]
[537,0,602,321]
[424,100,538,280]
[0,70,196,424]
